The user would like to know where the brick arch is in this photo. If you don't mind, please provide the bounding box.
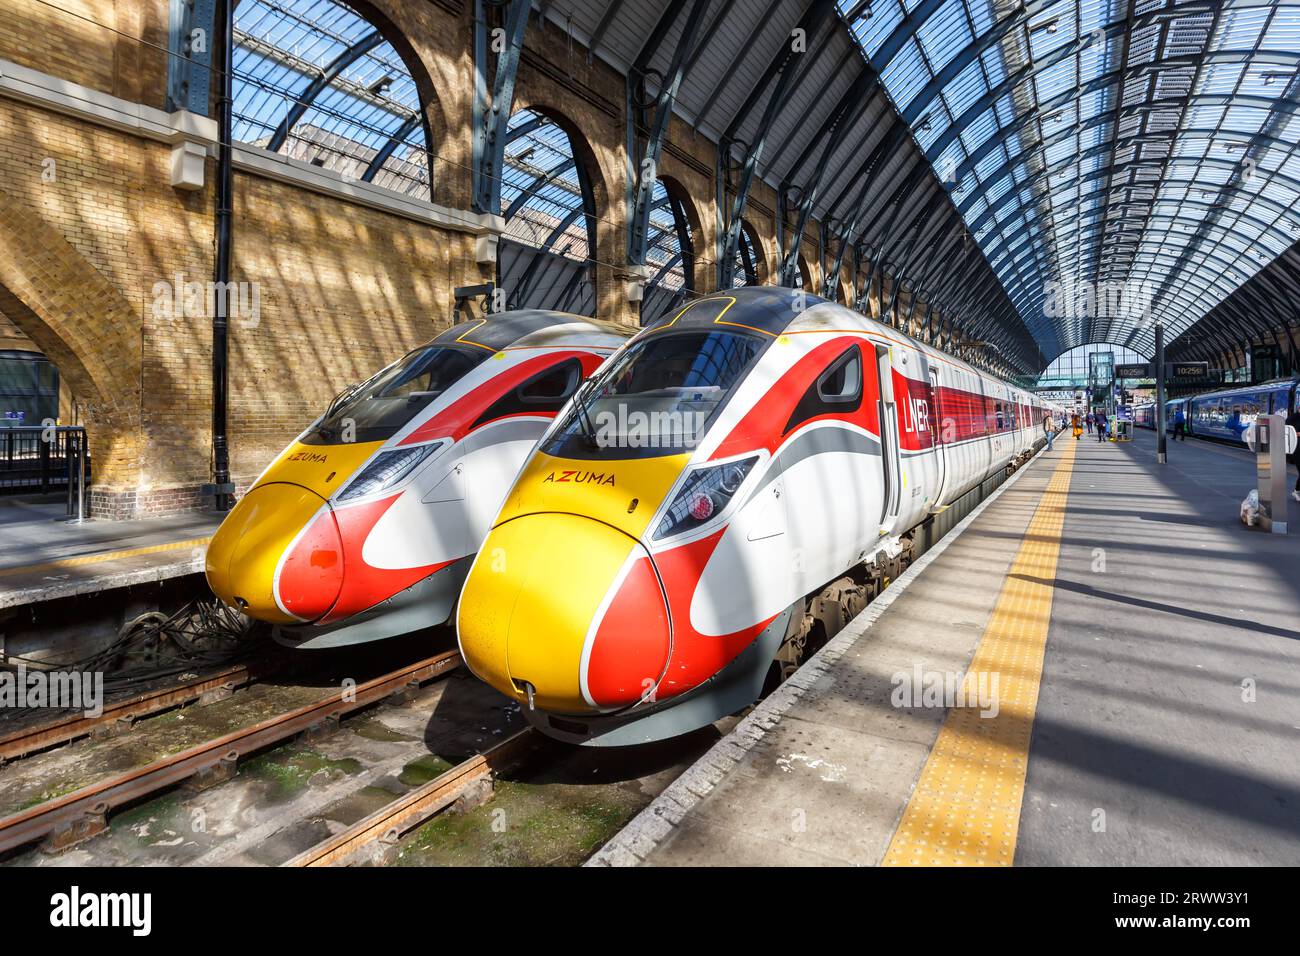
[656,174,703,292]
[0,187,141,489]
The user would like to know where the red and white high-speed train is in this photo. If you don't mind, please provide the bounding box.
[457,287,1057,744]
[205,311,630,648]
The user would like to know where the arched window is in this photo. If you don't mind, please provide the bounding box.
[231,0,434,200]
[640,180,695,325]
[497,108,598,316]
[731,220,763,288]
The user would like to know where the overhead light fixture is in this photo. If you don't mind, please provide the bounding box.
[368,74,394,96]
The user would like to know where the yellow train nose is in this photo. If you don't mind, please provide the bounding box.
[205,483,342,624]
[458,512,668,714]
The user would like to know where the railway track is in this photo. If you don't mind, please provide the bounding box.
[0,650,461,856]
[0,664,256,764]
[284,727,541,867]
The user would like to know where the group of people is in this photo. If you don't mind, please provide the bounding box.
[1049,403,1300,504]
[1066,411,1109,441]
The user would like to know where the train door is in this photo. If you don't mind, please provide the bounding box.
[875,344,902,527]
[928,366,948,508]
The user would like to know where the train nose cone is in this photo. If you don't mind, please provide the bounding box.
[458,513,670,714]
[206,483,343,624]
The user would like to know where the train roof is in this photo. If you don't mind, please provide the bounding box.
[640,288,1046,401]
[430,310,628,353]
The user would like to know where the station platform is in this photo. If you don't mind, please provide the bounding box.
[590,430,1300,867]
[0,499,218,610]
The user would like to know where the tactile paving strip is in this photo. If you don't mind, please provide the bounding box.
[883,440,1076,866]
[0,537,211,577]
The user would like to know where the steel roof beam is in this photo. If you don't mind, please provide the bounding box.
[627,0,711,266]
[716,0,838,287]
[472,0,531,214]
[266,29,384,153]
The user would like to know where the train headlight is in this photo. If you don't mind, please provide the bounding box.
[336,441,444,502]
[653,456,757,540]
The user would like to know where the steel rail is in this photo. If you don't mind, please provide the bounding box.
[0,651,462,854]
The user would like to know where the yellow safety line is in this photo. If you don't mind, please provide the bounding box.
[883,439,1077,866]
[0,538,211,579]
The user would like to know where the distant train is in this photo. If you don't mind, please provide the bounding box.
[1133,379,1299,445]
[205,312,630,648]
[457,288,1061,746]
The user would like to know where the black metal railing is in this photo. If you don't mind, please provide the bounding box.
[0,426,92,516]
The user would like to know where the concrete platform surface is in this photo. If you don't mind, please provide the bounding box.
[0,499,219,608]
[589,430,1300,867]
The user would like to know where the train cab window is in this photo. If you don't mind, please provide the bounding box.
[473,358,583,428]
[542,329,767,459]
[303,343,490,444]
[784,345,863,434]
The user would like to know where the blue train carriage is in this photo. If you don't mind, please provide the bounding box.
[1133,400,1186,432]
[1165,397,1189,434]
[1188,380,1297,445]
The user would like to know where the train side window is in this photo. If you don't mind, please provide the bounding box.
[518,360,581,405]
[473,358,582,428]
[784,345,863,433]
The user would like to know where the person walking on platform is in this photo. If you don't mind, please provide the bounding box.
[1096,415,1108,442]
[1288,398,1300,502]
[1071,412,1082,440]
[1174,405,1187,441]
[1044,412,1055,452]
[1085,412,1093,433]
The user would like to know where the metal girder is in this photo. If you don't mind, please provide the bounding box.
[972,156,1300,274]
[361,115,421,182]
[763,36,866,177]
[506,113,549,143]
[1086,0,1141,294]
[503,157,576,221]
[779,68,879,286]
[694,0,786,134]
[168,0,217,115]
[678,0,741,92]
[830,160,927,301]
[472,0,531,215]
[267,30,384,152]
[716,0,838,288]
[587,0,628,63]
[627,0,710,266]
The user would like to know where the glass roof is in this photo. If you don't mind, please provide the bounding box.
[232,0,432,199]
[841,0,1300,361]
[502,109,594,262]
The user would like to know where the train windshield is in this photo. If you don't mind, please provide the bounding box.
[302,344,490,444]
[542,330,765,459]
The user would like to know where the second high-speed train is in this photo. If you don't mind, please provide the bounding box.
[205,311,630,648]
[457,287,1058,745]
[1134,379,1299,445]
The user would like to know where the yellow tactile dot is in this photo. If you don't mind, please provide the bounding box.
[884,440,1076,866]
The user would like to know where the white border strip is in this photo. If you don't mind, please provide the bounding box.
[586,446,1053,866]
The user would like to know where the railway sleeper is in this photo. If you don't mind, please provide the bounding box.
[41,801,108,854]
[183,749,240,793]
